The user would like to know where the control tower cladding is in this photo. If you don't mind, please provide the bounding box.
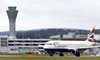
[6,6,18,39]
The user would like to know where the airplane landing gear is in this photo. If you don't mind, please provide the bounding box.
[47,52,55,56]
[59,52,64,56]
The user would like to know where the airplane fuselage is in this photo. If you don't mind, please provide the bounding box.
[43,40,96,52]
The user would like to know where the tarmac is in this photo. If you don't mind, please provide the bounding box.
[0,55,100,57]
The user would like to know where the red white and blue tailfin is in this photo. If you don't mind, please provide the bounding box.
[86,27,95,42]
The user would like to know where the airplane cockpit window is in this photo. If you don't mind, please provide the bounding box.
[46,43,52,45]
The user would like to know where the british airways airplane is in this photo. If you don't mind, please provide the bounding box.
[43,27,100,57]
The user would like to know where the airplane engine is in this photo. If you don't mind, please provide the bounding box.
[72,49,80,57]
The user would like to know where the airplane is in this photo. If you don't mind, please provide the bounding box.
[43,27,100,57]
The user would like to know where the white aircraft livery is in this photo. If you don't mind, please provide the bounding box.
[43,27,100,57]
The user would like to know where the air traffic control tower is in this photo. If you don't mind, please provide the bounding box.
[6,6,18,39]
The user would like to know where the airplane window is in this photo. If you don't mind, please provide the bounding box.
[46,43,52,45]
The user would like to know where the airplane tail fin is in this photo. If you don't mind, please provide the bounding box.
[86,27,95,42]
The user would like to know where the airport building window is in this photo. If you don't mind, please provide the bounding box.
[25,41,32,42]
[15,41,23,42]
[1,40,7,43]
[25,44,30,46]
[1,44,7,47]
[0,38,8,47]
[11,49,17,51]
[33,44,38,46]
[15,44,23,46]
[1,38,7,40]
[8,44,14,46]
[39,47,43,49]
[40,44,44,45]
[8,41,14,42]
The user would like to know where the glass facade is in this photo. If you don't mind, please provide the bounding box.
[8,6,16,10]
[0,38,8,47]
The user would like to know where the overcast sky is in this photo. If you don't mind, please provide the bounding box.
[0,0,100,31]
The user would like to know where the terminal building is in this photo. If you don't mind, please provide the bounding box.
[0,36,50,53]
[0,6,100,54]
[50,32,100,41]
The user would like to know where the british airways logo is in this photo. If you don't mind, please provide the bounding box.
[53,42,59,46]
[88,35,94,42]
[87,27,95,42]
[89,35,94,38]
[53,42,59,44]
[88,39,93,42]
